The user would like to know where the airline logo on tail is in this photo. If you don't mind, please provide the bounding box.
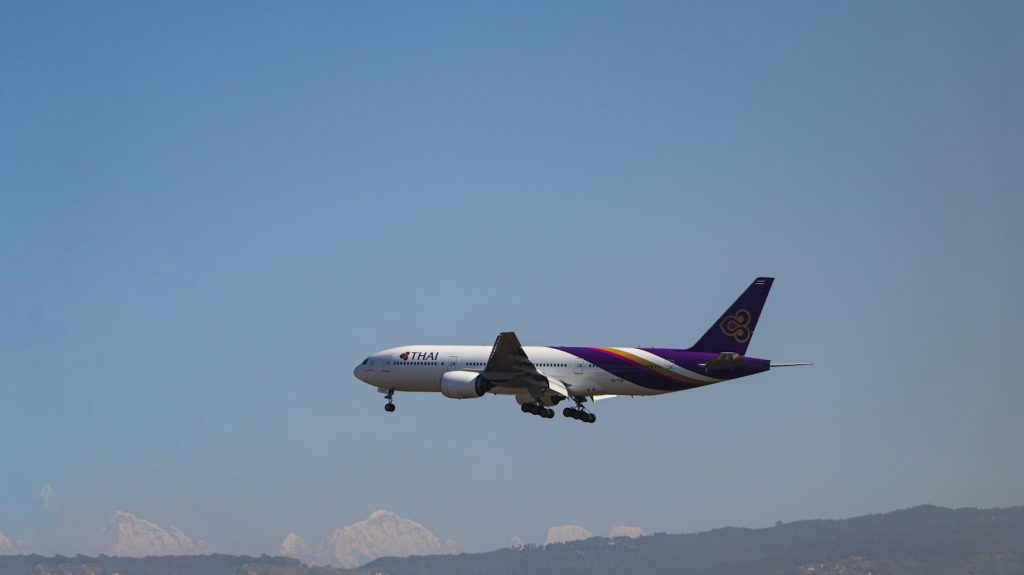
[720,309,752,343]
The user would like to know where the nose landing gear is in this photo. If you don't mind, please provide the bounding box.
[384,389,396,413]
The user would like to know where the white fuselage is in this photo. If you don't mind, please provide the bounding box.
[352,278,785,418]
[353,344,724,400]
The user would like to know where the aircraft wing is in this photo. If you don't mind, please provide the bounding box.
[481,331,544,385]
[545,376,570,399]
[481,332,567,399]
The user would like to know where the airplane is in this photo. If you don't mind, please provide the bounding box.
[352,277,808,423]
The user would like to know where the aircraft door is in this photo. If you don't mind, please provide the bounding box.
[448,356,458,371]
[382,356,392,373]
[574,362,584,374]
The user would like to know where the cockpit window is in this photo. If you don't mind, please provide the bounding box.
[362,359,368,365]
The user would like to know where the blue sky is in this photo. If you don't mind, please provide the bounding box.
[1,0,1021,555]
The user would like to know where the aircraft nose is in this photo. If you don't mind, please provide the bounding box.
[353,363,366,382]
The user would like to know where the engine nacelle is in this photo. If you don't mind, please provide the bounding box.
[440,371,494,399]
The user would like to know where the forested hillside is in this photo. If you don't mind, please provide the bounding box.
[1,506,1020,575]
[351,505,1024,575]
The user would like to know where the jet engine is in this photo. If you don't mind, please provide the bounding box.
[440,371,494,399]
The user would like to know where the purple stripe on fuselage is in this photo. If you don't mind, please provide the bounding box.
[551,347,696,392]
[553,347,770,392]
[645,348,771,382]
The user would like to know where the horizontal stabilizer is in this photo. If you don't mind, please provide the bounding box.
[701,352,745,371]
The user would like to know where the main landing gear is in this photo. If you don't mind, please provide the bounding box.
[521,398,597,423]
[521,402,555,419]
[384,389,396,413]
[563,398,597,423]
[563,407,596,423]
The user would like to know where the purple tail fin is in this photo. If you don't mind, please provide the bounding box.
[688,277,774,355]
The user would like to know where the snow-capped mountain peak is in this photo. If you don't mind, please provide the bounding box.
[312,510,453,568]
[279,532,313,561]
[102,511,206,557]
[0,531,30,555]
[545,524,593,544]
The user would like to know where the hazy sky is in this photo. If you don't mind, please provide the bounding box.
[2,0,1022,556]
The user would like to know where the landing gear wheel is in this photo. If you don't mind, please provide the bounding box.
[384,389,396,413]
[564,398,597,423]
[384,403,396,413]
[521,402,555,418]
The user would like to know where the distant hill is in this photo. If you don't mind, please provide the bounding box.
[0,554,342,575]
[0,505,1020,575]
[349,505,1024,575]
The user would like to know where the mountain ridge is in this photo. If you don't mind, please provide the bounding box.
[102,510,207,557]
[347,504,1024,575]
[0,505,1021,575]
